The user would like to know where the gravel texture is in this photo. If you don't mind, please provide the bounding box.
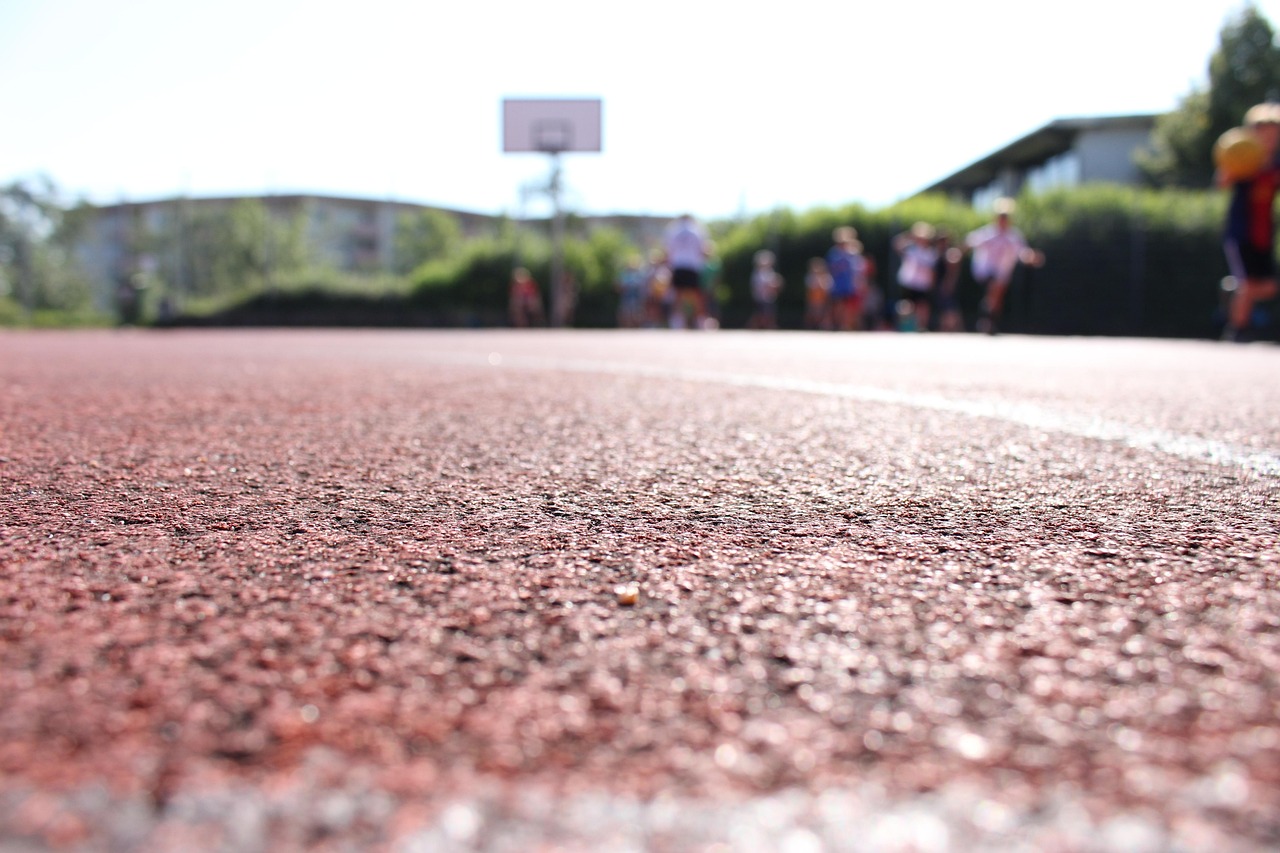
[1,329,1277,851]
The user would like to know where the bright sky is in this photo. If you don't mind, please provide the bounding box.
[1,0,1275,220]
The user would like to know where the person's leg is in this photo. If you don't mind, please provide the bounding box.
[914,295,931,331]
[678,288,698,328]
[1231,278,1278,332]
[839,297,855,331]
[979,277,1010,333]
[685,289,702,328]
[849,296,864,331]
[985,277,1010,317]
[1223,239,1277,337]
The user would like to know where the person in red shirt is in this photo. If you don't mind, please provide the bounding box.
[1221,103,1280,341]
[508,267,544,327]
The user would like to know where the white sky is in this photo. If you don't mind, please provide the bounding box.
[1,0,1275,220]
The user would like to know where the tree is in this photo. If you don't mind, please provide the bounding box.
[150,198,309,303]
[1139,5,1280,187]
[0,176,92,314]
[393,208,462,273]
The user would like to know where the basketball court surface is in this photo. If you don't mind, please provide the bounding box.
[2,329,1277,850]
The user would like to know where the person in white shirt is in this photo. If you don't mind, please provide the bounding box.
[663,214,712,329]
[892,221,939,331]
[748,250,783,329]
[964,198,1044,334]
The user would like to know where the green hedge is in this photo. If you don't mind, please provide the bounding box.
[409,228,635,327]
[0,297,114,329]
[1010,188,1226,337]
[712,188,1231,338]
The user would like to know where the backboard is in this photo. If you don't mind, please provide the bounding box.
[502,98,602,154]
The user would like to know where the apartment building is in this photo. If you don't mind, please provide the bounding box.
[74,193,497,310]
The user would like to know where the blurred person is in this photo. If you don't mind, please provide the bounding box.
[894,298,919,332]
[616,256,648,328]
[804,257,832,329]
[157,293,176,325]
[116,276,142,326]
[644,249,672,328]
[892,221,938,331]
[748,249,783,329]
[508,267,544,327]
[1219,102,1280,342]
[932,229,964,332]
[861,252,889,330]
[826,226,866,331]
[556,271,578,327]
[964,198,1044,335]
[702,252,723,329]
[663,213,712,329]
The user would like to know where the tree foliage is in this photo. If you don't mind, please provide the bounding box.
[408,222,636,326]
[146,198,310,304]
[0,176,93,314]
[394,208,463,274]
[1139,5,1280,187]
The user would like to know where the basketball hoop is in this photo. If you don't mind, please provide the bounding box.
[502,99,602,327]
[502,99,601,154]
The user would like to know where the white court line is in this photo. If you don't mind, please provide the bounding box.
[445,351,1280,479]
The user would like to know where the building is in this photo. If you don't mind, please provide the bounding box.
[919,114,1158,208]
[74,194,498,311]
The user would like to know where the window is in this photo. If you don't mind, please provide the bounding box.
[1026,151,1081,194]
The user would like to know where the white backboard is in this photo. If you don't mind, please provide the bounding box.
[503,98,602,153]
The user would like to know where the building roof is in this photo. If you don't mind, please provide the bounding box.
[85,192,494,219]
[918,114,1158,197]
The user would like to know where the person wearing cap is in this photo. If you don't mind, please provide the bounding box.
[1220,102,1280,341]
[892,221,939,331]
[964,198,1044,335]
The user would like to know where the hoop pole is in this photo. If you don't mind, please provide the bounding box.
[549,152,566,327]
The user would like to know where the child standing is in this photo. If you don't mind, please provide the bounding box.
[508,267,544,327]
[616,257,647,328]
[826,226,866,331]
[892,222,938,331]
[804,257,831,329]
[748,250,783,329]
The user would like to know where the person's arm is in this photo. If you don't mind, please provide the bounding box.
[1013,230,1044,267]
[1019,247,1045,267]
[964,227,989,253]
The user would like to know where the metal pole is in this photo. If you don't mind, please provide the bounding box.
[549,152,565,327]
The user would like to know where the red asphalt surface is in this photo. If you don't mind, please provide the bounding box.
[1,329,1278,851]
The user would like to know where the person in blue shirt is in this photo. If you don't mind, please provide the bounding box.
[826,226,866,331]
